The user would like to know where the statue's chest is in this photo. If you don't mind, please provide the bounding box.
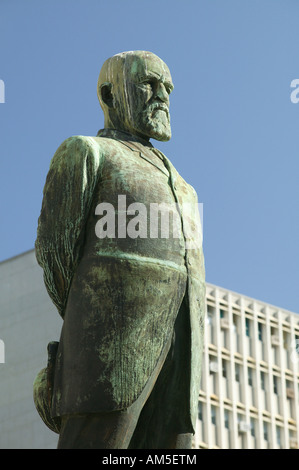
[96,149,174,207]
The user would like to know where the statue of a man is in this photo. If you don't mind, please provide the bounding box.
[34,51,205,449]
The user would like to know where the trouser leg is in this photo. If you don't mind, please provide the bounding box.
[57,408,140,449]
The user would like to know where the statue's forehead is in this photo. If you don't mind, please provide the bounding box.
[124,53,172,82]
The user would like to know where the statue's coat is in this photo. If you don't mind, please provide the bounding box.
[35,129,205,431]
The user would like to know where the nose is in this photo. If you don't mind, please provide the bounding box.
[155,82,169,104]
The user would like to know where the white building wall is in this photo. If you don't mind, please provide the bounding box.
[0,250,62,449]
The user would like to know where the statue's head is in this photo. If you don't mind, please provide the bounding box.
[97,51,174,141]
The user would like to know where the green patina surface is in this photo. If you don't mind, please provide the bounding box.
[33,51,205,447]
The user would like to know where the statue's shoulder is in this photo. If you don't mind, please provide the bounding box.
[58,134,125,154]
[54,135,103,154]
[50,135,111,166]
[187,182,198,198]
[50,135,127,174]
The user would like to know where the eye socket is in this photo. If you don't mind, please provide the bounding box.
[141,79,155,89]
[139,79,173,95]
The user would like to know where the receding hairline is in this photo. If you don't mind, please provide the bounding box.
[98,51,171,88]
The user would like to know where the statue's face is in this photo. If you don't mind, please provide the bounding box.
[121,53,174,141]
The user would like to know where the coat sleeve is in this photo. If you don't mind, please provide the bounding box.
[35,135,102,318]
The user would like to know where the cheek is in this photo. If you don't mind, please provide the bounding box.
[129,85,152,109]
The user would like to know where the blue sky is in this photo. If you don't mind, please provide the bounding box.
[0,0,298,313]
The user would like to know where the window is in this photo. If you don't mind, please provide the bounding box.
[273,375,278,395]
[245,318,250,337]
[276,426,281,447]
[271,327,279,346]
[224,409,229,429]
[286,379,294,400]
[283,331,289,349]
[235,364,240,382]
[258,322,263,341]
[198,401,203,421]
[222,359,227,378]
[211,405,217,425]
[263,422,268,441]
[260,371,265,390]
[207,305,214,314]
[250,418,255,437]
[248,367,253,386]
[232,314,238,332]
[220,309,225,319]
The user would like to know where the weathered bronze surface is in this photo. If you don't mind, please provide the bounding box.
[33,51,205,449]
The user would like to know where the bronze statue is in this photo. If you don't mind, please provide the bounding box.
[33,51,205,449]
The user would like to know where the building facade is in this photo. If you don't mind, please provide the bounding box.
[0,250,62,448]
[194,283,299,449]
[0,249,298,448]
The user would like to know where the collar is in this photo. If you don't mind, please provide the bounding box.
[97,128,154,148]
[97,127,171,178]
[97,128,178,187]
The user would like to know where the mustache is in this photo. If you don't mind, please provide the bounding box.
[146,101,170,119]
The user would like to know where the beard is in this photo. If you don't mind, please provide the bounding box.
[130,102,172,142]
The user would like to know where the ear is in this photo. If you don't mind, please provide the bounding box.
[99,83,115,108]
